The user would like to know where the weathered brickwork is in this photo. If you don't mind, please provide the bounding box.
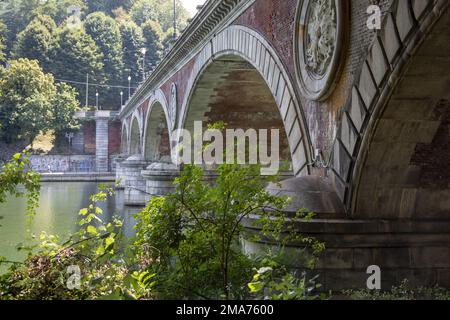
[117,0,450,290]
[108,120,122,155]
[83,121,96,155]
[235,0,393,159]
[160,58,197,110]
[234,0,298,77]
[202,64,291,162]
[410,100,450,189]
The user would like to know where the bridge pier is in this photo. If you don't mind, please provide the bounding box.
[242,176,450,291]
[142,162,180,200]
[119,155,149,206]
[244,216,450,291]
[95,117,109,172]
[114,154,129,189]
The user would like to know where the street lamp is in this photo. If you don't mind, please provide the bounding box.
[65,132,75,171]
[120,91,123,107]
[65,132,74,147]
[96,91,99,110]
[128,75,131,99]
[173,0,177,40]
[141,48,147,82]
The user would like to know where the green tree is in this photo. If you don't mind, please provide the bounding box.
[0,59,81,145]
[141,20,163,68]
[12,15,57,72]
[120,21,145,87]
[0,153,40,220]
[0,59,55,143]
[50,83,81,147]
[0,185,127,300]
[133,163,324,299]
[130,0,190,32]
[51,27,103,106]
[33,0,86,26]
[84,12,124,109]
[0,22,7,64]
[0,0,44,51]
[85,0,134,16]
[162,27,177,52]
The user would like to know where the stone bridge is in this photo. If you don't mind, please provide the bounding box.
[117,0,450,291]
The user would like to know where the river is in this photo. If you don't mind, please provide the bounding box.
[0,182,141,269]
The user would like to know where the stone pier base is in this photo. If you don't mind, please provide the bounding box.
[142,162,180,199]
[119,155,148,206]
[243,176,450,291]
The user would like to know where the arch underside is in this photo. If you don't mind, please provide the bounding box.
[130,117,141,155]
[144,103,171,162]
[184,54,293,170]
[352,1,450,220]
[121,124,129,154]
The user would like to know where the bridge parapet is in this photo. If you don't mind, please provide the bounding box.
[120,0,253,119]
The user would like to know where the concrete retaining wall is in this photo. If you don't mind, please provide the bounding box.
[30,155,96,173]
[29,154,123,173]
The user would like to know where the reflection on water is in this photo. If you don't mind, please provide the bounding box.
[0,182,141,266]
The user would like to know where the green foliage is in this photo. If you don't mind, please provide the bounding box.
[0,21,7,64]
[86,0,134,16]
[248,254,326,300]
[120,20,145,88]
[0,152,40,219]
[0,185,131,300]
[84,12,123,108]
[130,0,190,32]
[0,59,54,142]
[0,160,326,300]
[33,0,87,26]
[346,279,450,300]
[0,0,191,112]
[51,26,103,105]
[12,15,57,72]
[0,59,80,143]
[132,163,324,300]
[51,83,81,144]
[141,20,163,66]
[0,0,45,51]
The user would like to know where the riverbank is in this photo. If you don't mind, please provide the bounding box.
[39,172,116,182]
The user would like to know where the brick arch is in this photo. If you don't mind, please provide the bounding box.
[121,121,129,154]
[129,112,143,155]
[178,25,312,176]
[332,0,450,217]
[142,89,173,162]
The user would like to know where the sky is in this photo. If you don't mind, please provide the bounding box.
[181,0,207,16]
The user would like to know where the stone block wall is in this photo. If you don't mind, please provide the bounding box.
[29,155,96,172]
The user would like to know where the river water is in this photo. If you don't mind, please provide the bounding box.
[0,182,141,267]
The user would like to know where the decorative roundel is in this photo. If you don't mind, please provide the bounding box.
[295,0,349,101]
[169,83,177,130]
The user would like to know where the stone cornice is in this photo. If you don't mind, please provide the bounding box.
[119,0,253,119]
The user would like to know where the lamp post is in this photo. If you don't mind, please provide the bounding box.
[65,132,74,171]
[120,91,123,107]
[173,0,177,40]
[141,48,147,82]
[65,132,74,147]
[128,75,131,99]
[96,91,99,110]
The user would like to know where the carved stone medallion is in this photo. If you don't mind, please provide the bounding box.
[295,0,348,101]
[169,83,177,130]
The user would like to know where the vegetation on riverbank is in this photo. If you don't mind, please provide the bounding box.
[1,154,450,300]
[0,153,324,300]
[0,59,80,147]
